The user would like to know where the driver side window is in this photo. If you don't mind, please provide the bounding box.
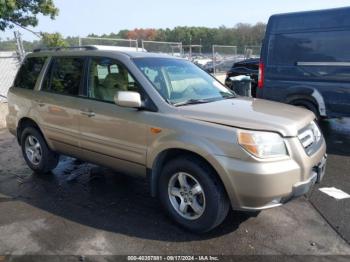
[88,57,140,102]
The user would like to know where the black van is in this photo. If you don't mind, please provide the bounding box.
[257,7,350,118]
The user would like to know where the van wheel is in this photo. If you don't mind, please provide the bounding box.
[292,100,320,121]
[20,127,59,174]
[158,157,229,233]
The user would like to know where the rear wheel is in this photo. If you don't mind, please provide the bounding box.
[20,127,59,174]
[158,157,229,233]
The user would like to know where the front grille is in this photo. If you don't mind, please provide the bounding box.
[298,121,322,155]
[298,129,315,149]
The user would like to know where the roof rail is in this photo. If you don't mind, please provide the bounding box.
[33,46,98,53]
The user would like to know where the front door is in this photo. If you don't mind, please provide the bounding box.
[78,57,149,176]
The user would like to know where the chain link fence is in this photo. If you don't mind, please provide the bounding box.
[0,32,24,103]
[0,51,21,102]
[0,50,21,128]
[141,40,182,56]
[182,45,203,60]
[244,45,261,59]
[78,37,139,50]
[211,45,238,78]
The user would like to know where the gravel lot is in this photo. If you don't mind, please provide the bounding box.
[0,117,349,259]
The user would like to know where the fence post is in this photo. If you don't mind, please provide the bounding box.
[14,31,25,62]
[212,45,216,75]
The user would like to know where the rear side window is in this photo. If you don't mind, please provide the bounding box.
[42,57,85,96]
[14,57,46,89]
[269,30,350,65]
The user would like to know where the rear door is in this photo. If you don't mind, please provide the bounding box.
[7,56,47,132]
[35,56,86,156]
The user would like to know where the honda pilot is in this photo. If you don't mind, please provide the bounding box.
[6,46,327,232]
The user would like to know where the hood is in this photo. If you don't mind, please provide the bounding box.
[178,97,315,137]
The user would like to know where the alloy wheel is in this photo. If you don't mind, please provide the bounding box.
[24,135,42,165]
[168,172,206,220]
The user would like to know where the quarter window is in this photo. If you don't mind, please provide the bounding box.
[42,57,85,95]
[14,57,46,89]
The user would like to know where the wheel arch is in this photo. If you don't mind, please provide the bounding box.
[148,148,229,201]
[17,117,45,145]
[285,87,326,117]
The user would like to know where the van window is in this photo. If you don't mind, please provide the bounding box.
[269,30,350,65]
[14,57,46,89]
[87,57,140,102]
[42,57,85,96]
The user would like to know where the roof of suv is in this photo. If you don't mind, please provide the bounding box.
[30,45,180,59]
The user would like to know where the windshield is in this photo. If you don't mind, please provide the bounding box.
[133,58,234,106]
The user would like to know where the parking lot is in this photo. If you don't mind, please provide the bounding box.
[0,118,349,257]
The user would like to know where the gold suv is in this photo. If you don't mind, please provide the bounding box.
[6,46,327,232]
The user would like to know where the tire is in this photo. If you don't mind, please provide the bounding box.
[20,127,59,174]
[158,156,229,233]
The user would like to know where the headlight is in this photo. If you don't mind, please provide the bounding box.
[237,130,288,158]
[310,121,322,143]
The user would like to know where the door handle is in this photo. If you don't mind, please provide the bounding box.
[80,110,95,117]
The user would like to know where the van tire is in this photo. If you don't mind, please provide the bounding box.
[158,156,229,233]
[20,127,59,174]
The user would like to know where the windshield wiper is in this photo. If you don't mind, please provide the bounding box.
[220,91,236,99]
[173,98,213,107]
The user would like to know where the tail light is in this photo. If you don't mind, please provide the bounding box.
[258,61,264,89]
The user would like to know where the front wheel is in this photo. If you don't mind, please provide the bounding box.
[21,127,59,174]
[158,157,229,233]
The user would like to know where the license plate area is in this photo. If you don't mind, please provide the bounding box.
[316,155,327,183]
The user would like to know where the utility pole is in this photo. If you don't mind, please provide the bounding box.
[14,31,25,62]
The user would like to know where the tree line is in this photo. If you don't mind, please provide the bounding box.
[1,1,265,53]
[0,23,266,53]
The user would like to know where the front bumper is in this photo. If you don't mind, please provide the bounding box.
[292,154,326,198]
[214,137,327,211]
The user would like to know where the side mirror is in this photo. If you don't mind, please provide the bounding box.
[114,91,142,108]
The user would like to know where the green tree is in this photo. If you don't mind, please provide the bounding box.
[0,0,58,31]
[40,32,67,47]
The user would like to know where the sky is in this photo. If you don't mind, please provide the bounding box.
[1,0,350,41]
